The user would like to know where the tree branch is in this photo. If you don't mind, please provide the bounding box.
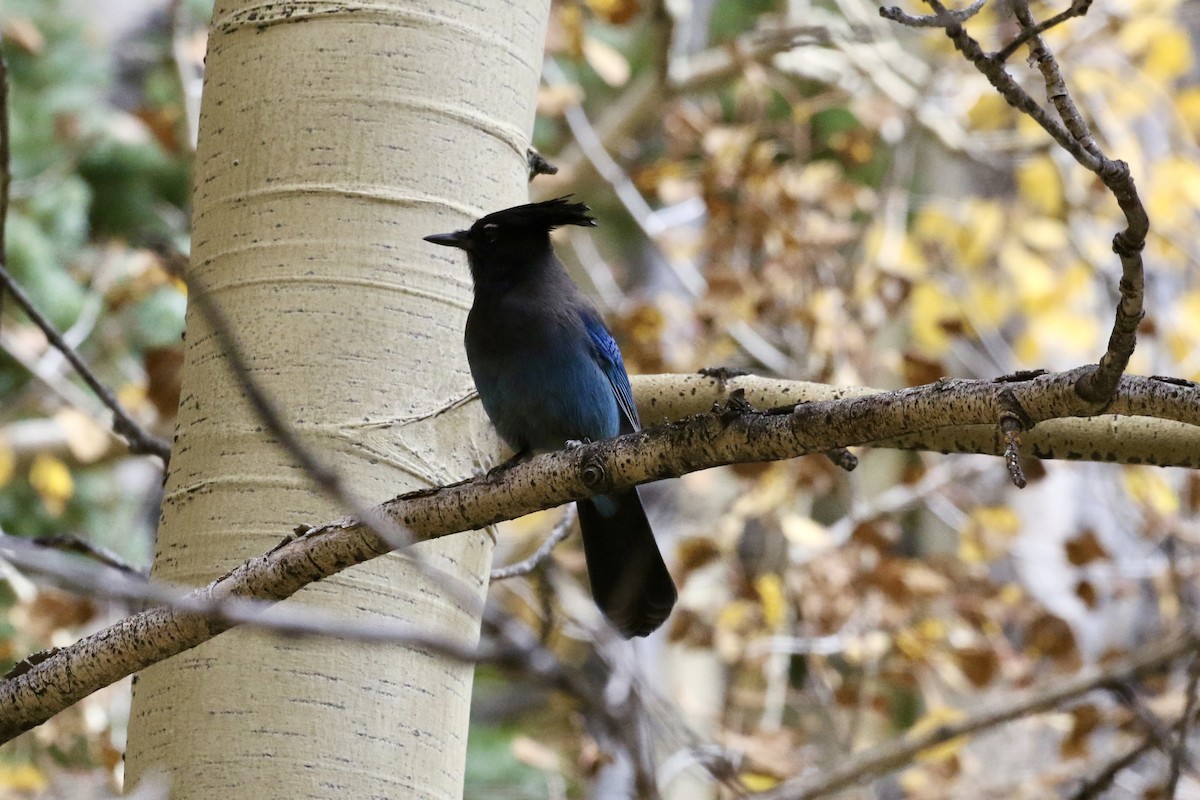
[748,632,1197,800]
[882,0,1149,409]
[2,366,1199,738]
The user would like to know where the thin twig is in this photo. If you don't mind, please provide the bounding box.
[1166,653,1200,796]
[0,55,10,318]
[5,367,1200,738]
[1107,681,1193,768]
[750,633,1198,799]
[1069,734,1156,800]
[157,245,405,547]
[542,60,794,374]
[882,0,1148,411]
[0,533,488,665]
[878,0,986,28]
[32,535,144,575]
[490,505,577,581]
[993,0,1094,64]
[1000,414,1027,488]
[0,62,168,460]
[0,263,171,461]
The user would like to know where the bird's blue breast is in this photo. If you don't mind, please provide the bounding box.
[466,305,621,454]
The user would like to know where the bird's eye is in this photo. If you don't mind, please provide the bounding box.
[481,223,499,242]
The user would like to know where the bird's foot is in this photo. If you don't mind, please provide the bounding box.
[481,449,531,480]
[564,438,592,451]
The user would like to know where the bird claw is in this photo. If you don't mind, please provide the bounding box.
[564,438,592,450]
[481,449,531,480]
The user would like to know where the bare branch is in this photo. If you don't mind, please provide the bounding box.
[880,0,1148,411]
[993,0,1094,64]
[0,263,172,461]
[878,0,986,28]
[749,633,1197,799]
[3,366,1200,737]
[1000,414,1027,488]
[0,55,9,316]
[0,61,169,462]
[1069,734,1157,800]
[1166,653,1200,796]
[490,505,577,581]
[631,374,1200,470]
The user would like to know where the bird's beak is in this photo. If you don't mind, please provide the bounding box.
[423,230,471,250]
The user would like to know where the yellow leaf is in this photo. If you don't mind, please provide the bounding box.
[1148,157,1200,230]
[1019,217,1069,253]
[843,630,891,664]
[999,583,1024,605]
[0,438,14,487]
[967,92,1012,130]
[1016,156,1064,217]
[972,506,1020,534]
[912,206,957,246]
[1123,467,1180,516]
[1176,87,1200,139]
[899,766,932,795]
[908,706,968,762]
[1143,27,1192,81]
[962,507,1021,563]
[1015,310,1098,364]
[55,408,111,463]
[117,382,149,414]
[958,532,986,565]
[910,283,963,357]
[717,599,756,631]
[29,454,73,517]
[0,763,48,791]
[895,628,928,660]
[865,225,925,279]
[740,772,780,791]
[917,617,946,641]
[966,281,1011,328]
[755,574,786,629]
[959,200,1004,270]
[1003,243,1056,310]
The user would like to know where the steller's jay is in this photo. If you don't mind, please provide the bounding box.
[424,197,677,637]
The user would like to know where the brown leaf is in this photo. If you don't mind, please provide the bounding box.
[16,589,98,640]
[954,644,999,688]
[676,536,722,574]
[1059,703,1101,760]
[850,519,899,552]
[1064,529,1108,565]
[144,346,184,420]
[587,0,640,24]
[902,350,946,387]
[666,607,713,647]
[1027,612,1077,659]
[1075,579,1099,609]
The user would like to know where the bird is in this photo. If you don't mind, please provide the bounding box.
[424,197,677,638]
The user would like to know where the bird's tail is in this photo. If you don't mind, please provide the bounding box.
[577,489,677,638]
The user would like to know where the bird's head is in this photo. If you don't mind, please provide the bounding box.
[424,197,596,286]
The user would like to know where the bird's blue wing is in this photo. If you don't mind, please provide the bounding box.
[582,309,640,433]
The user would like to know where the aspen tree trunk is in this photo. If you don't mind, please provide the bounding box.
[124,2,550,796]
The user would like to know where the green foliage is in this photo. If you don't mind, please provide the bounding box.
[464,724,550,799]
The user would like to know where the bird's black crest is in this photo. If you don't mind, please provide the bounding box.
[474,197,597,233]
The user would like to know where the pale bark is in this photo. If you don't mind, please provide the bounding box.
[123,1,549,797]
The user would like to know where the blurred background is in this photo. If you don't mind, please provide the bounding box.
[2,0,1199,797]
